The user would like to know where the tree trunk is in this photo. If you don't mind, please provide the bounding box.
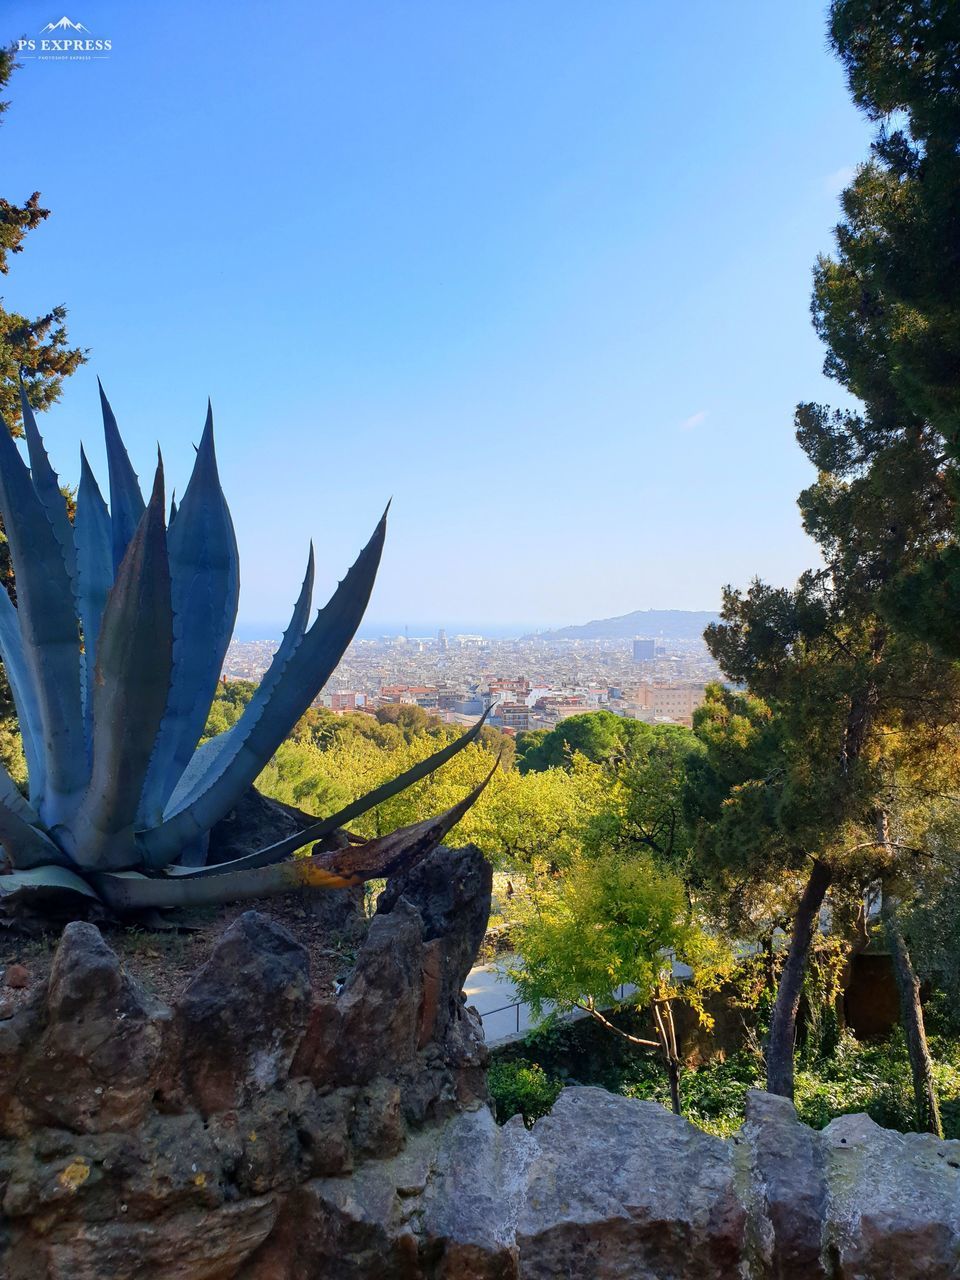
[666,1055,681,1116]
[883,894,943,1137]
[766,859,833,1099]
[654,1000,682,1116]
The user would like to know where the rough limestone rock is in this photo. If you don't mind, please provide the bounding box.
[175,911,313,1115]
[741,1088,830,1277]
[16,921,170,1135]
[240,1087,960,1279]
[4,847,960,1279]
[822,1110,960,1278]
[381,844,492,1122]
[30,1198,278,1280]
[335,900,425,1086]
[296,846,491,1123]
[378,842,492,1046]
[0,846,495,1278]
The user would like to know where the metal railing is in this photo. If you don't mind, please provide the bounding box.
[477,985,628,1040]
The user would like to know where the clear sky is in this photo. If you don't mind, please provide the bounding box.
[2,1,870,634]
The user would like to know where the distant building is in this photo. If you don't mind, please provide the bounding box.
[378,684,438,707]
[633,638,656,662]
[493,702,531,731]
[438,628,448,651]
[623,683,706,727]
[329,691,360,712]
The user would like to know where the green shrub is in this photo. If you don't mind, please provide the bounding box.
[795,1032,960,1136]
[488,1058,563,1127]
[492,1023,960,1139]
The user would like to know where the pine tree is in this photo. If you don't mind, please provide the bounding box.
[691,0,960,1124]
[812,1,960,652]
[0,44,87,436]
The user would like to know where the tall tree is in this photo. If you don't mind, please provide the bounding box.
[692,1,960,1123]
[0,44,86,437]
[701,427,960,1121]
[813,1,960,652]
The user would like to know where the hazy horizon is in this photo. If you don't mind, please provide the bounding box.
[233,607,721,644]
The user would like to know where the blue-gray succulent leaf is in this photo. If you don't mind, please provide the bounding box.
[137,513,386,868]
[19,382,77,588]
[0,789,73,869]
[0,865,100,909]
[164,543,315,820]
[0,585,45,807]
[168,709,492,878]
[71,460,173,870]
[137,405,240,826]
[163,542,315,818]
[75,446,114,749]
[0,414,85,827]
[98,381,145,573]
[106,763,493,909]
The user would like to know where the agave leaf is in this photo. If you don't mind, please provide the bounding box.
[0,751,59,867]
[0,760,37,825]
[0,865,100,913]
[168,709,492,878]
[0,787,72,870]
[139,515,385,869]
[164,543,315,818]
[99,761,495,911]
[93,861,357,911]
[0,413,85,826]
[75,447,114,747]
[99,381,145,573]
[70,460,173,870]
[20,384,77,587]
[0,586,45,806]
[138,406,240,825]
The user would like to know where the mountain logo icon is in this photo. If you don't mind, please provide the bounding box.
[39,16,90,33]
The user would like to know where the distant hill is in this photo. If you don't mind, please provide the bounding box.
[529,609,720,642]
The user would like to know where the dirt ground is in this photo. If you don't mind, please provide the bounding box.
[0,889,368,1016]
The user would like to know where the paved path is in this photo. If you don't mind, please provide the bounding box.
[463,955,686,1047]
[462,958,557,1044]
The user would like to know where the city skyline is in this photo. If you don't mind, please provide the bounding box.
[2,1,869,625]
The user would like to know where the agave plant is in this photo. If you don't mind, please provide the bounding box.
[0,383,492,922]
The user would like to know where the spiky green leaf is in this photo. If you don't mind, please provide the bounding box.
[100,761,495,911]
[75,447,113,747]
[0,413,85,826]
[99,381,145,574]
[169,709,492,878]
[71,460,173,870]
[138,406,240,825]
[139,517,385,868]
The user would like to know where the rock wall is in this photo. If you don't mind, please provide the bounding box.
[0,845,491,1280]
[241,1086,960,1280]
[2,843,959,1279]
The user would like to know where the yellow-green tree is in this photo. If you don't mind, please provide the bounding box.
[257,731,611,873]
[509,850,732,1115]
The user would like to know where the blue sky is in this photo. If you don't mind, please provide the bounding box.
[2,1,870,633]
